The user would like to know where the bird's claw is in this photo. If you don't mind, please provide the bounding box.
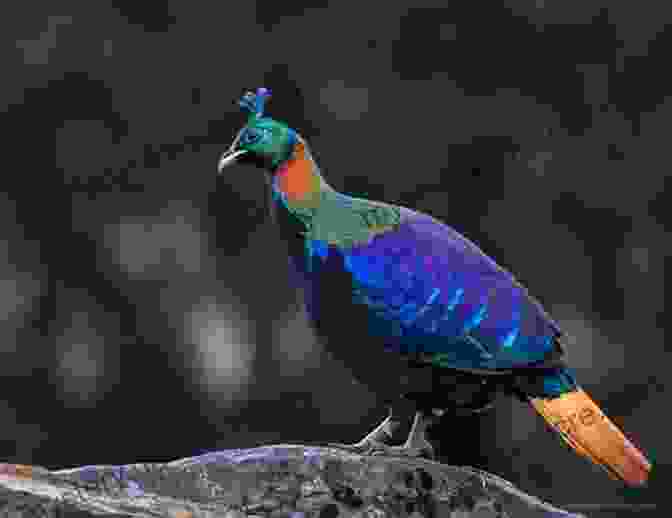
[328,440,435,461]
[369,442,436,461]
[327,439,385,456]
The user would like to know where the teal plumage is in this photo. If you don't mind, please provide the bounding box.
[217,88,651,486]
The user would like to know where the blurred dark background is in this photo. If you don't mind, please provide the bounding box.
[0,1,668,515]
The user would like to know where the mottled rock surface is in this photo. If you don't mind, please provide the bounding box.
[0,445,583,518]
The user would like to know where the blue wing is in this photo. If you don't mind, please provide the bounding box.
[338,207,563,371]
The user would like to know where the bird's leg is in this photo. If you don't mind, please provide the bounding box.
[369,410,437,460]
[327,406,404,455]
[329,395,439,461]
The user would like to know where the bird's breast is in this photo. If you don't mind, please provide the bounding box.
[289,242,422,398]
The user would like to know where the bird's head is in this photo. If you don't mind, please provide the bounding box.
[217,88,298,174]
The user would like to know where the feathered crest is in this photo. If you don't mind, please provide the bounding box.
[238,87,271,121]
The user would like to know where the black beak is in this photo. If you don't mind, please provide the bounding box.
[217,148,248,173]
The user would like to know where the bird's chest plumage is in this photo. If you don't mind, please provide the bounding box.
[291,242,437,401]
[296,233,443,369]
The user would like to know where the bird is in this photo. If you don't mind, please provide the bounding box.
[217,87,652,487]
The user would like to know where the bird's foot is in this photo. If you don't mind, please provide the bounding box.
[328,438,435,461]
[369,438,435,461]
[327,438,389,456]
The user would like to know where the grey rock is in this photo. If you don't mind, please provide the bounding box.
[0,445,584,518]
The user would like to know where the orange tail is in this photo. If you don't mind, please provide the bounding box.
[530,387,651,486]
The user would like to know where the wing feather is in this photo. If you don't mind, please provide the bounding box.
[342,208,562,370]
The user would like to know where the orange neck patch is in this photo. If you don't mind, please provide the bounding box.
[274,141,321,204]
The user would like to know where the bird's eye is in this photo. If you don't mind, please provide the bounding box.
[241,129,263,145]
